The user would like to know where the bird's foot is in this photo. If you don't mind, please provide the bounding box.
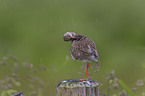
[78,79,88,81]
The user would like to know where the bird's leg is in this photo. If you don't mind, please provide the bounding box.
[84,63,89,80]
[79,63,89,81]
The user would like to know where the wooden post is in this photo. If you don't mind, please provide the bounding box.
[11,92,23,96]
[56,79,99,96]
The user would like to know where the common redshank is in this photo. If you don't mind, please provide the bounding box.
[63,32,99,81]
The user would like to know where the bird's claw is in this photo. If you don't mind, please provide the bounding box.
[78,79,88,81]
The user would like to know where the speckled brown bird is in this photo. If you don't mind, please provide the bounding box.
[63,32,99,81]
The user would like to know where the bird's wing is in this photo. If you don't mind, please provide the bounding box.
[70,38,99,61]
[86,39,99,58]
[77,38,98,58]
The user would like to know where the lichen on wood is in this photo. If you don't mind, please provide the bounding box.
[57,79,99,96]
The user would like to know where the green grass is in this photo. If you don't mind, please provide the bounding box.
[119,80,135,96]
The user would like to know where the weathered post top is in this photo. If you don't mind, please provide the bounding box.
[57,79,99,96]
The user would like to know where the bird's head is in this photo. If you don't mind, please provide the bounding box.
[63,32,86,42]
[63,32,77,41]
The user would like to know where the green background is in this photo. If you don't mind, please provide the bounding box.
[0,0,145,95]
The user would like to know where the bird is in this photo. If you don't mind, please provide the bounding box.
[63,32,99,81]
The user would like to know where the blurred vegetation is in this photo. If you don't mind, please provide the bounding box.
[0,55,45,96]
[0,0,145,95]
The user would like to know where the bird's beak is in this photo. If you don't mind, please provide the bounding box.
[70,36,79,40]
[70,36,75,38]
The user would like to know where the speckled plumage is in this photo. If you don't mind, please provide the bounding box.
[63,32,99,63]
[70,35,99,63]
